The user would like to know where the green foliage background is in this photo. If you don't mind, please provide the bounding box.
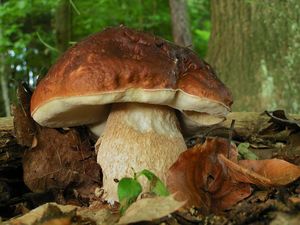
[0,0,211,116]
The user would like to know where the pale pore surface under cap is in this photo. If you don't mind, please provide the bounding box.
[96,103,187,201]
[32,88,229,133]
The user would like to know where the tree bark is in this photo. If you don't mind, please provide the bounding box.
[55,0,72,53]
[0,2,11,117]
[0,69,10,117]
[206,0,300,113]
[169,0,193,47]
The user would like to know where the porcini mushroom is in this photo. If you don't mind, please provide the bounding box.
[30,27,232,201]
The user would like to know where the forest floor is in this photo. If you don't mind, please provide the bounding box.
[1,84,300,225]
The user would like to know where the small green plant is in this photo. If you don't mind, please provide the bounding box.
[237,142,259,160]
[117,169,169,214]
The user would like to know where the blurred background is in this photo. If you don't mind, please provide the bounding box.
[0,0,299,117]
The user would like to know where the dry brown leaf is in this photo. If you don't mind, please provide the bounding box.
[117,195,185,224]
[31,135,38,148]
[167,137,251,213]
[218,154,272,186]
[15,83,102,202]
[239,159,300,185]
[13,83,36,147]
[288,197,300,204]
[220,156,300,186]
[23,127,102,201]
[167,137,300,214]
[7,202,120,225]
[7,203,77,225]
[270,212,300,225]
[77,207,120,225]
[210,180,251,211]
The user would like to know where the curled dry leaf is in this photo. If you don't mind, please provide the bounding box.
[262,110,300,134]
[23,127,102,201]
[6,203,77,225]
[167,137,300,213]
[221,156,300,186]
[167,137,251,213]
[14,83,102,202]
[77,207,120,225]
[13,83,36,147]
[7,202,119,225]
[288,197,300,204]
[118,195,185,224]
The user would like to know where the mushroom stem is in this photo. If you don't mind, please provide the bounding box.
[96,103,187,201]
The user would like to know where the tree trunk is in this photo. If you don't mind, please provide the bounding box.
[0,68,10,117]
[55,0,72,53]
[0,2,10,117]
[206,0,300,113]
[169,0,193,48]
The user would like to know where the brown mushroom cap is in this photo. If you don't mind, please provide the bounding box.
[31,26,232,132]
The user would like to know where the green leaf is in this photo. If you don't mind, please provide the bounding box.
[136,169,169,196]
[238,142,259,160]
[117,177,142,215]
[194,29,210,41]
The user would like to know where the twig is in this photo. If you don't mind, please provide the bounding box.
[36,32,58,52]
[69,0,81,15]
[227,120,235,158]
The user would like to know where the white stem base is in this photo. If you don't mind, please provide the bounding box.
[96,103,186,201]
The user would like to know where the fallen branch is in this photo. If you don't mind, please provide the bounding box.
[196,112,300,142]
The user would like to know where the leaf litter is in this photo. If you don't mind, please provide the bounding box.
[9,84,300,224]
[167,137,300,224]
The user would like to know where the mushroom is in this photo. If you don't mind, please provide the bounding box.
[30,27,232,201]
